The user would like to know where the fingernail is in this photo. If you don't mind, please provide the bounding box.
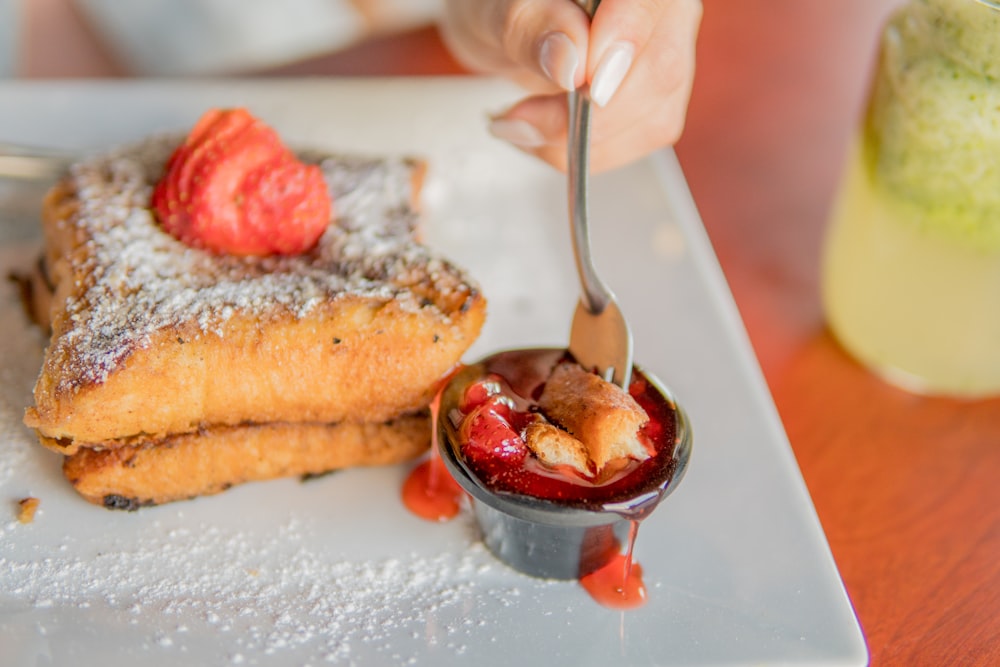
[590,41,635,107]
[489,118,546,148]
[539,32,579,92]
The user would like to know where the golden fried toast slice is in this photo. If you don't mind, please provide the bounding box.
[23,136,485,445]
[59,414,430,510]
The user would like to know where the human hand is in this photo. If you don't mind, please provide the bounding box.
[439,0,702,172]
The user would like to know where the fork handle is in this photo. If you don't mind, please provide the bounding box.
[568,0,610,315]
[0,143,74,180]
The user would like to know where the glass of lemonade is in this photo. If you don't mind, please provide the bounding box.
[822,0,1000,397]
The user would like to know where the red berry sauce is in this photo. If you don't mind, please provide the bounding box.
[401,456,464,522]
[402,373,466,522]
[449,349,679,512]
[580,523,647,610]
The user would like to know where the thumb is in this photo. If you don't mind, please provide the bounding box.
[441,0,593,93]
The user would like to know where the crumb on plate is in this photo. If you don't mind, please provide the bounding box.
[17,497,40,524]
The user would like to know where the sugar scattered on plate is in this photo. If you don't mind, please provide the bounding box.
[0,514,544,663]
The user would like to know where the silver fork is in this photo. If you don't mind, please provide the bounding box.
[0,143,73,180]
[567,0,634,389]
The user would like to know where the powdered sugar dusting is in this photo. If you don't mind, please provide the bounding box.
[0,513,548,664]
[44,135,479,390]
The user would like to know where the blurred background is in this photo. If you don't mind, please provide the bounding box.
[1,0,448,78]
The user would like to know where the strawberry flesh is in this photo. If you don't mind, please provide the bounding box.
[152,107,332,256]
[459,397,528,477]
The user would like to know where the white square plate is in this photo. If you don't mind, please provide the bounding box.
[0,78,867,666]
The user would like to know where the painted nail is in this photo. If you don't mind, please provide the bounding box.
[539,32,579,92]
[590,42,635,107]
[489,118,546,148]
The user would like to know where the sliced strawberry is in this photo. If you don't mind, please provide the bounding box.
[241,157,330,255]
[172,110,268,203]
[184,131,289,254]
[459,375,505,413]
[185,107,251,146]
[459,397,528,473]
[152,107,332,256]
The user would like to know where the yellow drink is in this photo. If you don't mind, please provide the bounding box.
[822,0,1000,397]
[823,143,1000,396]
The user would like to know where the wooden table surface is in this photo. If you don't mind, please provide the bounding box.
[18,1,1000,665]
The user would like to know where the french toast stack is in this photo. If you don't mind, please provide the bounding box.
[22,125,485,509]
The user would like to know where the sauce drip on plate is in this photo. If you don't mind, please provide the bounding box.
[579,522,647,609]
[401,456,463,522]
